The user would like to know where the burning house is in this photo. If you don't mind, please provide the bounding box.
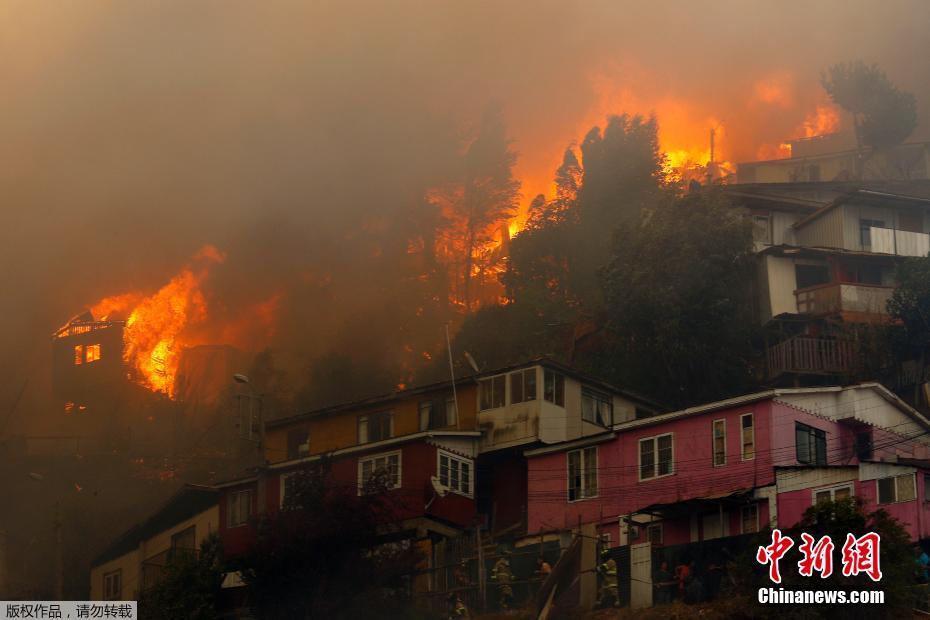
[52,311,127,414]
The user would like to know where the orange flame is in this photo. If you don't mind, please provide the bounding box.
[800,104,840,138]
[89,245,225,396]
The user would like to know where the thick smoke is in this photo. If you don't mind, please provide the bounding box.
[2,0,930,428]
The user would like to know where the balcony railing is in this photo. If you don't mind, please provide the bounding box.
[869,226,930,257]
[767,336,857,378]
[795,283,893,317]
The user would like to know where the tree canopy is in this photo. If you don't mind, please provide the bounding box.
[239,460,422,619]
[821,61,917,150]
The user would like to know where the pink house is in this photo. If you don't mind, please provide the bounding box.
[525,384,930,548]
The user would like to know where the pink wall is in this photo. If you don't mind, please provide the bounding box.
[528,401,775,533]
[779,472,930,540]
[527,396,930,541]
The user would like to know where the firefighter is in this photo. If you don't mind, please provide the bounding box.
[491,551,514,610]
[597,548,619,608]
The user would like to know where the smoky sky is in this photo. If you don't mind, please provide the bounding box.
[2,0,930,426]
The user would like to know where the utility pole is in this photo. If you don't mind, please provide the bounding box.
[475,526,486,611]
[54,502,63,600]
[0,528,8,597]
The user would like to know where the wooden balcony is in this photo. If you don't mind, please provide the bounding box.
[795,283,893,318]
[767,336,857,379]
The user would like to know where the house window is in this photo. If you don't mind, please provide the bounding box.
[741,413,755,460]
[510,368,537,404]
[741,505,759,533]
[581,389,612,427]
[479,375,506,411]
[170,525,196,551]
[877,473,916,504]
[358,451,401,494]
[74,345,83,365]
[814,484,853,505]
[639,433,674,481]
[286,428,310,460]
[646,523,663,545]
[854,431,873,461]
[420,395,456,431]
[103,569,122,600]
[795,423,826,465]
[85,344,101,363]
[438,450,473,497]
[358,411,393,444]
[280,472,298,508]
[712,419,726,467]
[544,370,565,407]
[567,447,598,501]
[752,215,772,245]
[795,264,830,289]
[227,489,252,528]
[859,219,886,247]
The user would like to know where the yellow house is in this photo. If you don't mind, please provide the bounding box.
[89,485,218,600]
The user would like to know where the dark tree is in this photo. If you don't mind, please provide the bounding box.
[596,188,757,407]
[239,460,422,619]
[139,534,223,620]
[887,256,930,402]
[822,61,917,151]
[731,498,915,619]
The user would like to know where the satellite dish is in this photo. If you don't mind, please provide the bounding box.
[430,476,448,497]
[464,351,481,375]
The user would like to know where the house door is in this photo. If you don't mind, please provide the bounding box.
[630,542,653,609]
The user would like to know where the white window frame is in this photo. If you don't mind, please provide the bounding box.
[567,446,598,502]
[741,504,760,534]
[103,569,122,600]
[877,473,916,505]
[638,433,674,481]
[227,489,253,528]
[437,450,474,497]
[479,374,507,411]
[581,388,612,427]
[712,418,726,467]
[544,369,565,407]
[752,214,772,245]
[358,450,402,495]
[740,413,755,461]
[812,483,854,506]
[509,368,538,404]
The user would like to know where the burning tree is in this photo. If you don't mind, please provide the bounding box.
[432,105,521,311]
